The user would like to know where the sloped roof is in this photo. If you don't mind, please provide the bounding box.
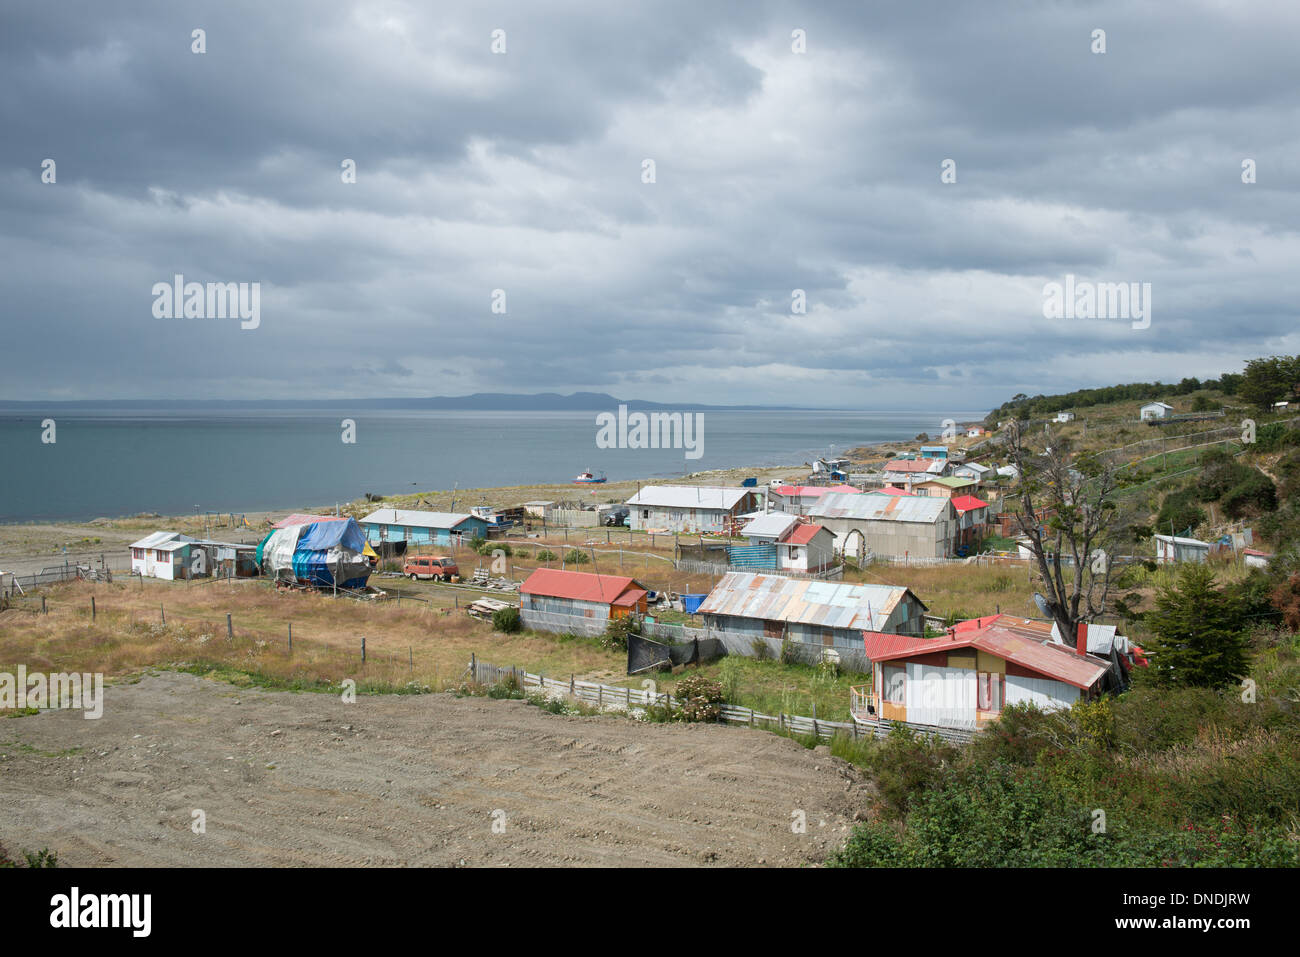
[698,572,923,631]
[917,476,977,489]
[130,531,194,550]
[809,492,952,524]
[869,487,914,496]
[359,508,477,529]
[782,523,826,546]
[742,513,801,540]
[950,495,989,513]
[521,568,646,605]
[864,621,1109,690]
[625,485,751,510]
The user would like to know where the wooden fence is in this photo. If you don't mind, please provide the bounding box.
[465,658,974,745]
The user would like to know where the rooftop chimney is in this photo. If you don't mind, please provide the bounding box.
[1076,622,1088,657]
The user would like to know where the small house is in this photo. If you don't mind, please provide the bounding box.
[859,618,1111,730]
[1054,412,1076,423]
[130,532,197,581]
[912,476,979,499]
[1243,548,1272,569]
[359,508,491,547]
[520,568,649,627]
[882,458,947,490]
[919,446,949,460]
[1140,401,1174,420]
[950,461,992,483]
[809,493,957,560]
[769,484,861,516]
[950,495,990,548]
[1154,533,1211,564]
[625,485,757,534]
[698,572,927,662]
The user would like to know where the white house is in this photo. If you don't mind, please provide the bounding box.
[130,531,196,580]
[626,485,758,533]
[1054,411,1075,423]
[1140,401,1174,420]
[1243,548,1273,569]
[996,464,1021,481]
[859,618,1111,730]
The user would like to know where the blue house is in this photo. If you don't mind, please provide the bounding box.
[919,446,949,460]
[359,508,490,546]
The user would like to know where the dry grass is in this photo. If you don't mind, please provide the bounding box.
[0,579,625,694]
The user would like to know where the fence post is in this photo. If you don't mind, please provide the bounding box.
[288,622,292,652]
[472,653,477,683]
[570,673,574,694]
[409,646,413,670]
[91,596,96,620]
[42,596,47,614]
[161,603,165,624]
[598,684,603,708]
[361,637,366,663]
[226,613,233,640]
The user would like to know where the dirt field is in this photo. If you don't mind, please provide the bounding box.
[0,672,869,867]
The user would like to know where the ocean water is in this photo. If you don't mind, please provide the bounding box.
[0,408,978,523]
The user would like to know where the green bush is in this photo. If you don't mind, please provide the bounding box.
[1156,489,1205,535]
[563,548,590,565]
[601,614,636,651]
[1220,470,1277,518]
[535,549,558,561]
[674,675,725,722]
[492,606,521,633]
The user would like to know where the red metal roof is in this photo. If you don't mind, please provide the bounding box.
[273,513,345,528]
[782,523,825,545]
[521,568,646,606]
[949,495,989,513]
[862,631,933,659]
[872,486,914,496]
[863,620,1109,689]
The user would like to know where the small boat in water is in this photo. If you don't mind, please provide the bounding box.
[573,469,607,484]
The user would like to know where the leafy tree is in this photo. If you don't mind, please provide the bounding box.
[1142,564,1249,689]
[1220,470,1277,519]
[1239,355,1300,411]
[1156,489,1205,536]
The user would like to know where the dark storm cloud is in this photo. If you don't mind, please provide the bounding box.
[1,0,1298,408]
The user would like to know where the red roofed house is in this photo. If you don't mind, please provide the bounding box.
[949,494,990,549]
[520,568,649,633]
[778,522,836,573]
[856,617,1111,730]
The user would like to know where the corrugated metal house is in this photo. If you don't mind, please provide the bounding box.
[859,618,1110,729]
[1154,533,1211,564]
[697,572,926,656]
[809,493,956,560]
[919,446,949,460]
[520,568,649,624]
[738,515,836,573]
[769,484,861,516]
[359,508,490,546]
[625,485,757,533]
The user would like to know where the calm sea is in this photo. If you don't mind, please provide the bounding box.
[0,408,979,523]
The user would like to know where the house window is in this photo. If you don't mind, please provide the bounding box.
[977,673,1004,711]
[882,665,906,704]
[642,510,650,519]
[156,550,168,562]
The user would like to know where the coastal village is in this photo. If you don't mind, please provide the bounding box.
[3,391,1277,739]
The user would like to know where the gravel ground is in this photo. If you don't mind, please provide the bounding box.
[0,672,869,867]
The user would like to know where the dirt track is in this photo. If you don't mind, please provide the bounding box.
[0,672,868,867]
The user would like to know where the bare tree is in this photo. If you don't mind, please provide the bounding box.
[1004,420,1122,641]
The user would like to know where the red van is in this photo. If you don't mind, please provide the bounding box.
[403,556,458,581]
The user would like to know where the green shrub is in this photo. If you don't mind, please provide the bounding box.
[750,637,772,660]
[492,606,521,633]
[674,675,725,722]
[601,614,636,651]
[1220,470,1277,518]
[563,549,590,565]
[536,549,558,561]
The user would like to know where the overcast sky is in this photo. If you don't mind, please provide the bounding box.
[2,0,1298,409]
